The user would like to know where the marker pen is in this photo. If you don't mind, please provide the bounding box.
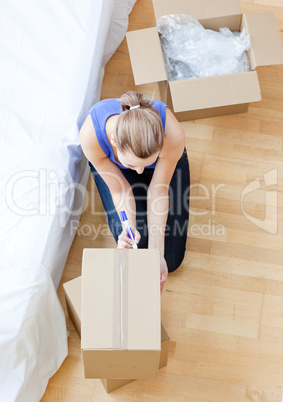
[119,211,138,249]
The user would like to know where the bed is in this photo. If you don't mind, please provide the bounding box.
[0,1,136,400]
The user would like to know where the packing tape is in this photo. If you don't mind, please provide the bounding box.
[112,249,128,349]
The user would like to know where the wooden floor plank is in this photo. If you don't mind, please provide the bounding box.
[42,0,283,400]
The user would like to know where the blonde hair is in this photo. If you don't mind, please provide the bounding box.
[115,91,164,158]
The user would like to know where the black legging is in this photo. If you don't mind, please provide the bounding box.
[89,148,190,272]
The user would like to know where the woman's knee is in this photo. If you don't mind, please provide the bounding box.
[166,249,186,272]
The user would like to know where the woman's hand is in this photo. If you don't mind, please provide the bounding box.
[160,257,168,294]
[118,230,168,294]
[117,228,141,249]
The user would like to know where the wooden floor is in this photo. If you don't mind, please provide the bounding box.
[42,1,283,401]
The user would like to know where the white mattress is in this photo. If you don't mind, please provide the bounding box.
[0,1,135,400]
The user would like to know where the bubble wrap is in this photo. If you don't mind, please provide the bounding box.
[157,14,251,81]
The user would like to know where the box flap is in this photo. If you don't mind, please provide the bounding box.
[81,249,114,350]
[127,249,160,350]
[63,276,82,319]
[126,27,167,85]
[243,13,283,68]
[169,71,261,112]
[64,276,169,344]
[81,249,160,351]
[153,0,241,21]
[161,323,170,342]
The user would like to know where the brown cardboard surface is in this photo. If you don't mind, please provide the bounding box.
[100,378,135,393]
[161,323,170,343]
[81,249,113,350]
[171,103,249,122]
[81,248,161,379]
[82,249,160,351]
[83,350,160,379]
[169,72,261,112]
[64,274,170,391]
[127,0,283,120]
[126,28,167,85]
[159,323,170,369]
[199,14,242,32]
[100,330,170,393]
[152,0,241,21]
[243,13,283,69]
[100,324,170,393]
[63,276,81,337]
[63,276,169,349]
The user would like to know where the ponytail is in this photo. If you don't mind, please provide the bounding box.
[115,91,164,158]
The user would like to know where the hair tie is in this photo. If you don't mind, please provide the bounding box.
[129,105,140,110]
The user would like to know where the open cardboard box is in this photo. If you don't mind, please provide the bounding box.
[126,0,283,121]
[63,275,170,393]
[80,248,161,380]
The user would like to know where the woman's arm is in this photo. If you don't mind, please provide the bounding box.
[147,108,185,287]
[79,114,138,235]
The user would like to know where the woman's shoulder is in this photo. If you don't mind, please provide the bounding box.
[152,99,168,131]
[79,114,107,161]
[89,98,121,115]
[152,98,168,111]
[79,114,97,145]
[159,108,185,158]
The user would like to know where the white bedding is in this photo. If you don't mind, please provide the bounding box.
[0,1,135,400]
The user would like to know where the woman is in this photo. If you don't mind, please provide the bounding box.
[80,91,190,292]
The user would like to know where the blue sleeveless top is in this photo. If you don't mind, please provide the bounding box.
[88,98,168,169]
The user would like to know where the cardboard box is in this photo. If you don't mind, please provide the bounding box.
[99,324,170,393]
[160,323,170,369]
[81,248,161,380]
[63,272,170,393]
[63,276,82,337]
[63,276,170,361]
[126,0,283,121]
